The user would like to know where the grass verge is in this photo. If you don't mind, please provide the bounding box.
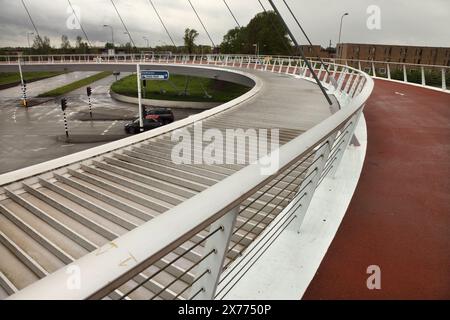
[111,74,251,103]
[38,71,112,97]
[0,72,63,86]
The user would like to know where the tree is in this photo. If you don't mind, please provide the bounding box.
[61,35,71,52]
[183,28,199,54]
[220,11,292,55]
[220,27,246,54]
[75,35,88,54]
[32,35,51,54]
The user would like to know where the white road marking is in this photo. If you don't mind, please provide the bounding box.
[32,147,47,152]
[395,92,405,96]
[61,144,75,148]
[101,120,118,136]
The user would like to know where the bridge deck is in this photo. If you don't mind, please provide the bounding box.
[0,67,334,299]
[304,80,450,299]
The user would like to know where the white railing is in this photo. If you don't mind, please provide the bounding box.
[1,53,447,92]
[4,55,374,300]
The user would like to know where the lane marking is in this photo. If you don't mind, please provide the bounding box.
[32,148,47,152]
[61,144,75,148]
[395,92,405,96]
[101,120,118,136]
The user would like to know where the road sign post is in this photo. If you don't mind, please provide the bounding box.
[136,64,144,132]
[136,68,170,133]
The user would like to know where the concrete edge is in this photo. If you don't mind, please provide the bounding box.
[109,91,220,110]
[0,66,262,187]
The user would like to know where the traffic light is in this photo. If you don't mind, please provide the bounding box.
[86,86,92,97]
[61,98,68,112]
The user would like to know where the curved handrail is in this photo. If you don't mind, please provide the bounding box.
[6,56,374,300]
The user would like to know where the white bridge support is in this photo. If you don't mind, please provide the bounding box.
[289,132,338,234]
[190,207,239,300]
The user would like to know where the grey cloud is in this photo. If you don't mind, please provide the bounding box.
[0,0,448,48]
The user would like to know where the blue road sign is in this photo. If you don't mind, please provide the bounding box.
[140,70,170,81]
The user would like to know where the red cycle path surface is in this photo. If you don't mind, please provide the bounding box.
[303,80,450,300]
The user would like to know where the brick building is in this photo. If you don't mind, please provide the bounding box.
[337,43,450,66]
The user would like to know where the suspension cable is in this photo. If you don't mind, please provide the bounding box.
[148,0,177,48]
[67,0,92,47]
[222,0,240,28]
[282,0,331,76]
[110,0,137,48]
[267,0,333,106]
[21,0,41,40]
[256,0,294,55]
[187,0,216,48]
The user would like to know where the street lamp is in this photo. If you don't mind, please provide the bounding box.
[338,13,349,60]
[143,36,149,48]
[27,32,34,50]
[103,24,114,48]
[253,43,259,57]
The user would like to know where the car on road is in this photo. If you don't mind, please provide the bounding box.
[143,106,175,125]
[124,118,164,134]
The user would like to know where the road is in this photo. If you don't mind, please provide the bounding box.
[0,73,201,174]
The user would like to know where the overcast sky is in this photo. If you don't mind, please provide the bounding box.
[0,0,449,48]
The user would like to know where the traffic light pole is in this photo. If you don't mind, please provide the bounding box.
[18,58,28,107]
[136,64,144,132]
[88,96,92,119]
[61,98,69,140]
[87,87,93,120]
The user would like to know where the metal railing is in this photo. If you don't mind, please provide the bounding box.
[4,54,374,300]
[1,53,446,92]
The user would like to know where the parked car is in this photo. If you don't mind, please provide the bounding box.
[143,106,175,125]
[124,118,164,134]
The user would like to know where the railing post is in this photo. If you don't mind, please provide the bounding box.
[344,72,354,93]
[293,60,298,75]
[421,66,426,86]
[442,68,447,91]
[403,64,408,82]
[329,108,364,177]
[289,132,337,234]
[387,63,391,80]
[190,207,239,300]
[349,75,361,97]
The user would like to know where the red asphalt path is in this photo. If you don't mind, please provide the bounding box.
[303,80,450,300]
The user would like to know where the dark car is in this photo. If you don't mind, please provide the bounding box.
[125,118,164,134]
[143,106,175,125]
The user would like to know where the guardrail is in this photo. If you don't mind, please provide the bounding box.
[1,53,447,92]
[5,54,373,300]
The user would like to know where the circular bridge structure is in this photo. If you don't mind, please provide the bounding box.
[0,54,448,300]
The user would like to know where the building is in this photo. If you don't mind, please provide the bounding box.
[337,43,450,66]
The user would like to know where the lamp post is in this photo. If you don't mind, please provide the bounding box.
[143,36,149,48]
[27,32,34,50]
[103,24,114,48]
[338,13,349,60]
[253,43,259,57]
